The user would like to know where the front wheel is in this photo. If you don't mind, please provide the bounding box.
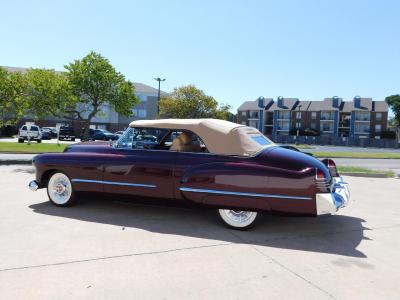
[218,209,258,230]
[47,172,76,206]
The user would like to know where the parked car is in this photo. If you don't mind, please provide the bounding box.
[278,145,314,156]
[40,129,52,140]
[59,127,76,141]
[87,129,118,141]
[42,127,58,138]
[114,131,125,138]
[28,119,350,230]
[18,125,42,143]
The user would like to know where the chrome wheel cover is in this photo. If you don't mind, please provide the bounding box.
[48,173,72,205]
[218,209,257,228]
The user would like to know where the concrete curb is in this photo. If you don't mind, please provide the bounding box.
[341,172,391,178]
[0,160,32,165]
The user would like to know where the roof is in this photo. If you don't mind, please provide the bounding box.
[237,97,273,111]
[373,101,388,112]
[129,118,274,156]
[134,82,168,95]
[294,101,312,111]
[352,98,372,111]
[2,66,167,95]
[237,100,260,111]
[269,98,299,111]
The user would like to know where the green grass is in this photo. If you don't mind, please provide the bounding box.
[0,142,68,153]
[290,144,314,149]
[338,166,396,177]
[313,151,400,159]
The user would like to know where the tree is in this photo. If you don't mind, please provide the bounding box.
[65,51,139,138]
[0,67,28,127]
[26,51,140,139]
[159,85,231,120]
[386,95,400,127]
[26,69,76,120]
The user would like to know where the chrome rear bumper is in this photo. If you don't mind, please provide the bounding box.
[316,176,350,215]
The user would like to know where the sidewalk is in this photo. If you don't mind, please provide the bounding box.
[0,153,35,165]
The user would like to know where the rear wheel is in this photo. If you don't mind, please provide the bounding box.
[18,138,24,143]
[37,139,42,143]
[218,209,258,230]
[47,172,75,206]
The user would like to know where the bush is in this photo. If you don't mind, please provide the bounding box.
[0,125,18,137]
[380,131,396,139]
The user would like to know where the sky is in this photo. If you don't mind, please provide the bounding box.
[1,0,399,111]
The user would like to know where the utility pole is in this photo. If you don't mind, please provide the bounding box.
[154,77,165,117]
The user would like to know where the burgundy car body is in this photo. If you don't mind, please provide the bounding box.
[31,141,345,216]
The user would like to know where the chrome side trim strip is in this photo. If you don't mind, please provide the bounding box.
[179,187,312,200]
[71,179,156,188]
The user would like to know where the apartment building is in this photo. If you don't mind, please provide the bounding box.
[237,96,389,139]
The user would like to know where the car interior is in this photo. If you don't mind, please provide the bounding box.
[115,128,208,153]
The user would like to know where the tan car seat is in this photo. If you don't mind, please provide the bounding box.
[170,132,201,152]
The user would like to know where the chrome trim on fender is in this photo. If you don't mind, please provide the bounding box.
[71,179,156,188]
[179,187,312,200]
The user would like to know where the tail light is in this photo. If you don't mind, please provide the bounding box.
[315,168,330,192]
[326,159,339,177]
[315,168,326,181]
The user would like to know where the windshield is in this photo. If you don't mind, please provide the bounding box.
[115,127,168,149]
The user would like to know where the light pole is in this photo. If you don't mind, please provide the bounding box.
[296,105,302,145]
[154,77,165,116]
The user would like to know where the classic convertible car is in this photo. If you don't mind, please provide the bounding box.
[28,119,350,229]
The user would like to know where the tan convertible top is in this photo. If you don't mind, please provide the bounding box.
[129,119,274,156]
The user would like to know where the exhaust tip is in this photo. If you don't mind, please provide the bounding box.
[28,180,39,191]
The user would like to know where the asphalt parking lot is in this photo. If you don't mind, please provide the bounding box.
[0,165,399,299]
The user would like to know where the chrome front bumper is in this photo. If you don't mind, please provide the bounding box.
[316,176,350,215]
[28,180,39,191]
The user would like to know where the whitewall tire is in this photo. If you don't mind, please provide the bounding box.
[218,209,258,230]
[47,172,75,206]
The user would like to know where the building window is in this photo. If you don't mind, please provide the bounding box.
[296,121,301,129]
[311,112,317,119]
[138,109,147,118]
[138,94,147,102]
[249,120,259,129]
[322,122,333,132]
[249,111,259,119]
[375,124,382,132]
[375,112,382,121]
[241,111,246,117]
[310,122,317,129]
[296,111,301,119]
[278,111,290,119]
[321,111,334,120]
[355,123,370,133]
[277,120,289,131]
[355,111,370,121]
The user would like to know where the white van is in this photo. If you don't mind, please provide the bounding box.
[18,125,42,143]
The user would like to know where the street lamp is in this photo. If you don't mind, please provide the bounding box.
[154,77,166,116]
